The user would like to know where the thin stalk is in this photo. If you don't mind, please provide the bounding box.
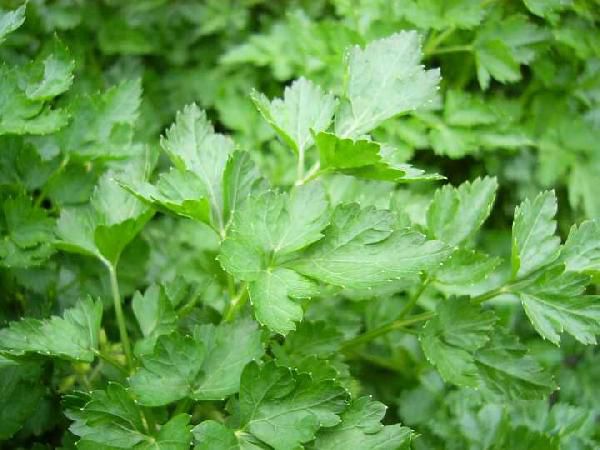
[341,312,435,351]
[95,350,128,375]
[296,161,321,186]
[174,398,193,416]
[223,283,249,322]
[397,278,430,320]
[426,45,473,56]
[107,265,133,370]
[424,27,456,56]
[142,408,157,434]
[296,148,305,182]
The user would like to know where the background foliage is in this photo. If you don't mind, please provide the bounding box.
[0,0,599,449]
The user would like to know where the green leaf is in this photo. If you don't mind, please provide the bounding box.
[23,37,74,100]
[0,4,25,44]
[427,177,498,246]
[56,173,154,266]
[130,319,263,405]
[433,249,501,294]
[421,300,555,398]
[512,191,561,278]
[517,267,600,345]
[315,131,442,182]
[249,268,318,334]
[0,297,102,362]
[223,150,265,226]
[474,333,556,399]
[237,362,348,450]
[421,299,497,387]
[560,219,600,275]
[68,383,192,449]
[335,31,440,138]
[310,397,413,450]
[132,284,178,356]
[398,0,487,30]
[160,104,234,231]
[290,203,450,289]
[192,421,239,450]
[0,356,45,440]
[0,195,55,267]
[252,77,336,155]
[129,333,206,406]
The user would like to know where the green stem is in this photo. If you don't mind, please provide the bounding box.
[95,350,128,375]
[397,278,430,320]
[426,45,473,56]
[296,148,305,182]
[424,27,456,56]
[174,398,193,416]
[223,283,249,322]
[296,161,321,186]
[142,408,157,434]
[107,265,133,370]
[341,312,435,351]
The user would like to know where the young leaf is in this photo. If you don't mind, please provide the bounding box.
[56,173,154,266]
[252,77,336,155]
[0,195,55,267]
[421,299,497,387]
[310,397,413,450]
[427,177,498,245]
[433,249,501,294]
[335,31,440,138]
[0,357,45,440]
[68,383,192,449]
[512,190,561,278]
[130,320,263,405]
[517,267,600,345]
[290,203,450,289]
[237,362,348,449]
[0,5,25,44]
[315,131,442,182]
[249,267,318,334]
[0,297,102,362]
[560,219,600,275]
[159,104,234,231]
[132,284,178,356]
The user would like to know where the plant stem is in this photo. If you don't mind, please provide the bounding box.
[107,265,133,370]
[426,45,473,56]
[397,278,430,320]
[223,282,249,322]
[341,312,435,351]
[296,161,321,185]
[296,149,305,182]
[142,408,157,434]
[424,27,456,55]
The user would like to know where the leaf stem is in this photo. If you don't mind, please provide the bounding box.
[397,278,430,320]
[296,148,305,182]
[424,27,456,56]
[223,282,249,322]
[296,161,321,186]
[341,312,435,351]
[107,264,133,370]
[426,45,473,56]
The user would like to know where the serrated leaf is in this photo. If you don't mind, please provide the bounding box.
[560,219,600,275]
[249,268,318,334]
[517,267,600,345]
[130,320,263,405]
[237,362,348,450]
[421,299,497,387]
[24,37,74,100]
[512,190,561,278]
[56,173,153,266]
[0,356,45,440]
[315,131,442,182]
[0,5,25,44]
[68,383,192,449]
[310,397,413,450]
[252,77,336,155]
[223,150,265,226]
[290,203,450,289]
[132,284,178,356]
[335,31,440,138]
[160,104,234,231]
[0,195,55,267]
[433,249,501,294]
[0,297,102,362]
[192,421,240,450]
[427,177,498,246]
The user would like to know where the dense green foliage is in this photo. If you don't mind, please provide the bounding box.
[1,1,599,449]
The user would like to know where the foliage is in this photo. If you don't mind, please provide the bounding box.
[0,1,599,449]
